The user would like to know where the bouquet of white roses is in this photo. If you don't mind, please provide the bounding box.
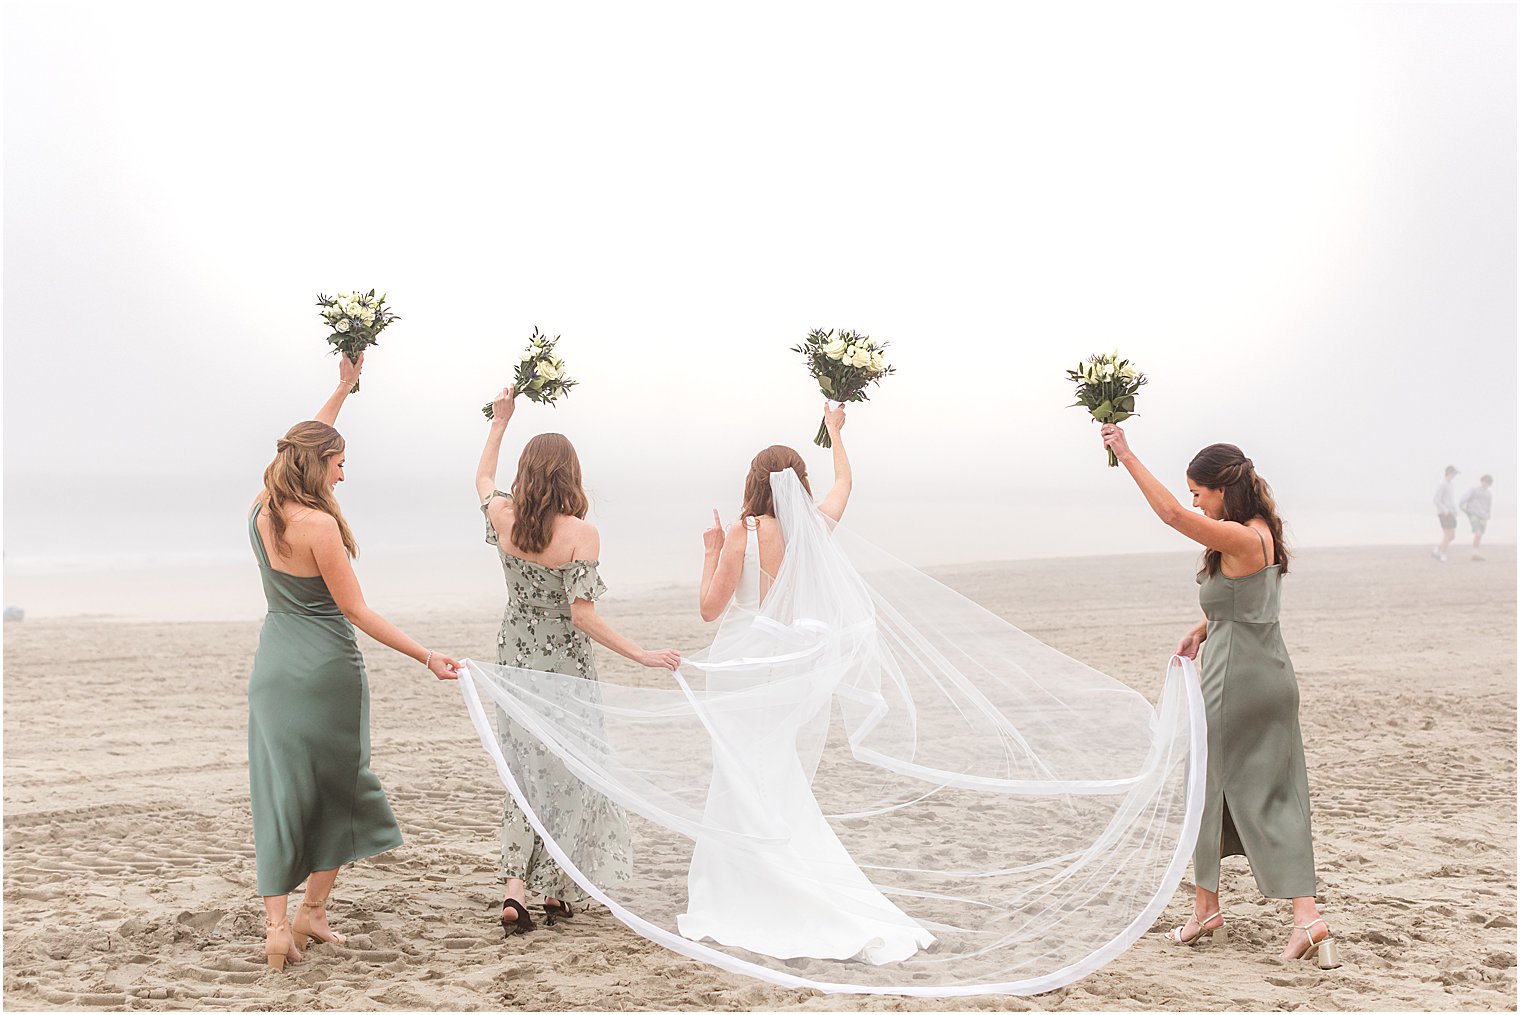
[317,290,398,392]
[482,327,577,419]
[1066,350,1148,467]
[792,328,894,448]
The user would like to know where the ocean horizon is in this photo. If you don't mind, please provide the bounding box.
[4,473,1508,620]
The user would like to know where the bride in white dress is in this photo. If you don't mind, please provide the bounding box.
[456,402,1205,996]
[677,404,934,963]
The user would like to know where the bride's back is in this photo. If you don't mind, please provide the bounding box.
[740,513,786,605]
[738,446,813,605]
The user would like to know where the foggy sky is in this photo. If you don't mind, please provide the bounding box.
[5,2,1515,569]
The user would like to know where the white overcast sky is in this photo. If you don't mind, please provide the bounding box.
[4,2,1516,570]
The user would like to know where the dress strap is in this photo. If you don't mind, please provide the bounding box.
[745,517,778,582]
[1255,527,1270,568]
[248,501,272,568]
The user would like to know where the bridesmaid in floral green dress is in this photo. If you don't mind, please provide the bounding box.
[475,387,682,935]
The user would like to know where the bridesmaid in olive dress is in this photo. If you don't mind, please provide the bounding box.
[1101,425,1340,970]
[248,354,461,970]
[475,387,681,936]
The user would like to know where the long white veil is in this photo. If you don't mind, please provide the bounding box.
[458,469,1205,996]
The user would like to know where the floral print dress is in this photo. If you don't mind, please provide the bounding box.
[482,492,632,902]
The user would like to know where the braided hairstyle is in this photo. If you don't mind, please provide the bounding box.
[261,421,358,559]
[740,446,812,519]
[510,433,589,553]
[1187,443,1289,577]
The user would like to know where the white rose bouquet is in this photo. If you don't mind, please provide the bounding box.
[316,290,398,392]
[1066,350,1148,467]
[482,326,577,419]
[792,328,894,448]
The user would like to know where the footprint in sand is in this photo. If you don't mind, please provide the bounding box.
[175,908,226,933]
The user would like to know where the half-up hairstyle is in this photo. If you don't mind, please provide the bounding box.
[740,445,812,519]
[1187,443,1289,577]
[261,421,358,559]
[510,433,589,553]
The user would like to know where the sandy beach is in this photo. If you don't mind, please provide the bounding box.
[3,545,1515,1011]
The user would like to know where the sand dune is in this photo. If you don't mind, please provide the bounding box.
[3,546,1514,1010]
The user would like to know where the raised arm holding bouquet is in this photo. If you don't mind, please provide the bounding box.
[792,328,893,448]
[316,290,399,392]
[1067,350,1147,466]
[482,327,577,419]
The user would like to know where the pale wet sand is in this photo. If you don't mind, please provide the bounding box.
[3,546,1514,1010]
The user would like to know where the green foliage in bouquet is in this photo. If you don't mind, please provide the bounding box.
[482,327,578,419]
[317,290,399,392]
[792,328,894,448]
[1066,350,1148,467]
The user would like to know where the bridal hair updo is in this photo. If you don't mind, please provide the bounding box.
[511,433,589,553]
[740,446,812,519]
[262,421,358,559]
[1187,443,1289,577]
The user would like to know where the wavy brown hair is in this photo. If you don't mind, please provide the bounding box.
[740,446,812,519]
[261,421,358,559]
[510,433,589,553]
[1187,443,1289,577]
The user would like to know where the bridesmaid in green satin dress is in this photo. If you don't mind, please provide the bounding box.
[248,353,461,970]
[1101,425,1339,971]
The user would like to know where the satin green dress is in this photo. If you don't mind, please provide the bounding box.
[247,503,402,897]
[1194,530,1316,899]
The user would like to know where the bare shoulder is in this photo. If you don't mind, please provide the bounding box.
[1247,517,1275,559]
[563,516,601,556]
[290,507,339,540]
[556,512,593,534]
[1242,517,1272,539]
[486,491,515,519]
[752,514,785,553]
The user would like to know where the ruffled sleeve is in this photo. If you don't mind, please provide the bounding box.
[563,560,607,604]
[481,490,509,547]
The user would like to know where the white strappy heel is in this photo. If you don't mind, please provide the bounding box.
[1166,910,1226,946]
[1288,916,1341,969]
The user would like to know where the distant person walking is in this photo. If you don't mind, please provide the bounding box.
[1433,466,1459,562]
[1460,475,1494,562]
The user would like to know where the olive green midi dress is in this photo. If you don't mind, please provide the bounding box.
[1194,530,1317,899]
[247,503,402,897]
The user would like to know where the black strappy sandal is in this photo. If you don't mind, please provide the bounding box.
[500,897,536,937]
[543,898,575,927]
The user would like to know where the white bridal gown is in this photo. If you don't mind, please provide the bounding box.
[674,517,935,963]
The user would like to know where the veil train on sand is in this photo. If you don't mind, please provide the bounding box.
[457,469,1205,996]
